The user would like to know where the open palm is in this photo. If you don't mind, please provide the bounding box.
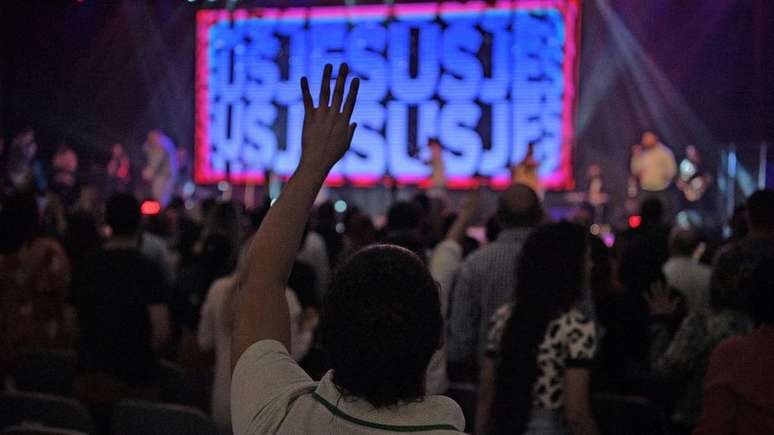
[299,63,360,175]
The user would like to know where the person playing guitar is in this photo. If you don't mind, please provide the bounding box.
[677,145,712,202]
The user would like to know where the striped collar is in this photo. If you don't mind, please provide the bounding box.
[312,372,465,432]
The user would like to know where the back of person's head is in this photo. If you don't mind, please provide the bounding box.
[486,213,502,242]
[411,192,431,216]
[205,201,242,233]
[386,201,422,233]
[199,197,217,221]
[670,228,701,257]
[320,244,441,408]
[497,183,542,229]
[491,222,587,434]
[200,232,236,277]
[746,189,774,232]
[106,193,141,237]
[315,201,336,226]
[383,230,426,263]
[0,193,39,254]
[618,240,666,295]
[751,254,774,325]
[64,211,102,261]
[729,204,749,240]
[345,212,377,252]
[640,197,664,226]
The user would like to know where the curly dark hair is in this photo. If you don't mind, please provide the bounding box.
[491,222,587,435]
[320,244,442,408]
[105,193,141,237]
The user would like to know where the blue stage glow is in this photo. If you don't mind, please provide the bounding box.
[196,2,580,189]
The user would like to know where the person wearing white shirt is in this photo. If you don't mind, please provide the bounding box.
[662,229,711,314]
[198,273,313,435]
[630,131,677,219]
[426,190,481,395]
[229,64,465,435]
[630,131,677,193]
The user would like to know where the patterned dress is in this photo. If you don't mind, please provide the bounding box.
[486,305,597,410]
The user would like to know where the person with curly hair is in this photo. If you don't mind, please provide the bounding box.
[229,64,465,434]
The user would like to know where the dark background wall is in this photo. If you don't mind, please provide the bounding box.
[1,0,772,195]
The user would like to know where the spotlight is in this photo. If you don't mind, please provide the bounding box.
[628,215,642,229]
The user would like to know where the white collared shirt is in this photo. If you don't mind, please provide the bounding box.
[231,340,466,434]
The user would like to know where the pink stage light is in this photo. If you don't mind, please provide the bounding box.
[195,0,582,190]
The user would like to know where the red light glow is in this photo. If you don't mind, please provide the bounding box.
[141,201,162,216]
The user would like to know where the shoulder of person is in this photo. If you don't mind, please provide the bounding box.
[208,275,237,297]
[564,307,594,326]
[711,334,750,363]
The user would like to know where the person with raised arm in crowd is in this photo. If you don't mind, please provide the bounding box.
[426,189,481,395]
[229,64,465,434]
[198,237,317,435]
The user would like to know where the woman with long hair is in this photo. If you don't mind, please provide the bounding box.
[476,222,599,435]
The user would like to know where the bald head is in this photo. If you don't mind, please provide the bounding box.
[498,183,543,228]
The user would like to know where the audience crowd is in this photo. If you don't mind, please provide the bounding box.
[1,64,773,435]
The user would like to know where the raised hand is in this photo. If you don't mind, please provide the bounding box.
[645,281,679,317]
[299,63,360,176]
[232,64,359,370]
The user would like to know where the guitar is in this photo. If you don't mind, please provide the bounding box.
[678,174,712,202]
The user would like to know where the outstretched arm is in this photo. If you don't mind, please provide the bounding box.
[231,64,359,370]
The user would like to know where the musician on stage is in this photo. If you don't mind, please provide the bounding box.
[630,131,677,216]
[142,130,178,206]
[107,143,131,194]
[676,145,714,227]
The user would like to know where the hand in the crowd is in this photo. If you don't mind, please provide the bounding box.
[645,281,679,317]
[299,63,360,176]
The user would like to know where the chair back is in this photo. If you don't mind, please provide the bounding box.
[158,360,193,406]
[12,350,76,396]
[1,424,88,435]
[592,394,669,435]
[112,400,219,435]
[0,392,95,435]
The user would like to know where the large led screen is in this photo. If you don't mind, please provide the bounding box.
[196,0,581,189]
